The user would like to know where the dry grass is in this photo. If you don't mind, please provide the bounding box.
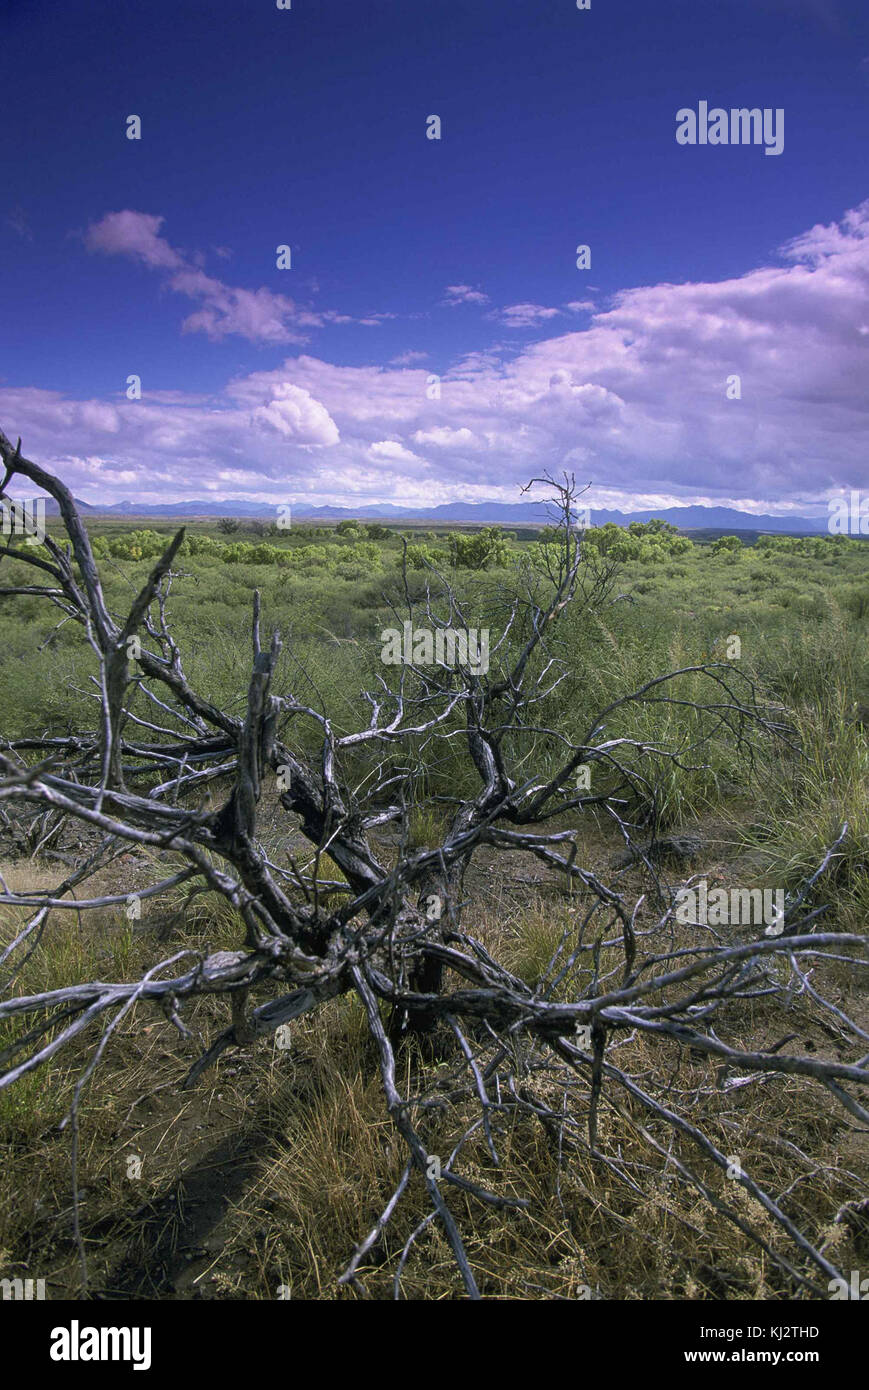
[1,821,866,1301]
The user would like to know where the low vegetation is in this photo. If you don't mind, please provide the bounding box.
[0,440,867,1300]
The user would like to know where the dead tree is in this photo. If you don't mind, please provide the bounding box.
[0,426,866,1299]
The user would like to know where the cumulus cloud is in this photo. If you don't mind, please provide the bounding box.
[9,200,869,510]
[367,440,426,465]
[251,383,339,445]
[443,284,489,306]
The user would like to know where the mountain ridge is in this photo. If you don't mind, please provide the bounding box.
[39,497,834,534]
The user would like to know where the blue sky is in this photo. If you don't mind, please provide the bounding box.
[2,0,868,511]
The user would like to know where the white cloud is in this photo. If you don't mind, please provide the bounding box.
[251,383,339,445]
[497,303,562,328]
[78,403,121,433]
[9,200,869,510]
[412,426,480,449]
[85,210,390,345]
[367,440,426,465]
[85,211,183,270]
[443,284,489,306]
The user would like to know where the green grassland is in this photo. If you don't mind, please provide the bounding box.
[0,519,867,1298]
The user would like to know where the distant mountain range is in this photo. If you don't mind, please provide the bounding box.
[42,496,834,535]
